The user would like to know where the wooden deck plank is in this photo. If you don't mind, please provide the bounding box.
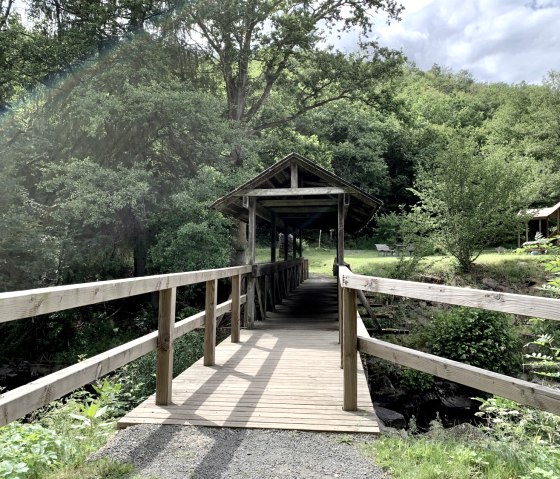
[118,278,379,434]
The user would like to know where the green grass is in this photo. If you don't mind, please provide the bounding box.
[256,247,399,276]
[363,435,518,479]
[46,459,139,479]
[257,247,549,287]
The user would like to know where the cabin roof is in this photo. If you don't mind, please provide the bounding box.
[527,201,560,220]
[210,152,382,232]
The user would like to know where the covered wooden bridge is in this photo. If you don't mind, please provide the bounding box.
[1,153,560,436]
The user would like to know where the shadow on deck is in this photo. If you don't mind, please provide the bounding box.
[118,277,379,433]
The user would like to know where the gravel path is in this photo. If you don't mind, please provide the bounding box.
[92,425,389,479]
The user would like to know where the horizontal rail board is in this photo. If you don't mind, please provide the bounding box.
[235,187,348,197]
[342,270,560,321]
[358,336,560,415]
[254,259,304,277]
[0,297,236,426]
[0,265,251,323]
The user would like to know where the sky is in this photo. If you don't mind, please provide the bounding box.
[351,0,560,84]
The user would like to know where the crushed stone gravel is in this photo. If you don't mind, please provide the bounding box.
[91,425,389,479]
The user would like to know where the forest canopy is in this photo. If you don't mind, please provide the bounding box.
[1,0,559,292]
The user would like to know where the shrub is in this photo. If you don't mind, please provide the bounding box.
[0,424,65,479]
[428,307,521,375]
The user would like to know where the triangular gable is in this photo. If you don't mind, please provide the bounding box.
[210,153,382,233]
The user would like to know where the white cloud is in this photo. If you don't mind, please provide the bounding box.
[369,0,560,84]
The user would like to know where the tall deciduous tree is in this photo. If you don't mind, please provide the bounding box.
[411,130,538,271]
[175,0,404,263]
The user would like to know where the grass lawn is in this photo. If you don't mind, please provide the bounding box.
[257,247,548,279]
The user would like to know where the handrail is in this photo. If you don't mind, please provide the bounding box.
[0,259,309,427]
[0,265,252,426]
[0,265,252,323]
[0,295,246,426]
[341,270,560,322]
[339,266,560,415]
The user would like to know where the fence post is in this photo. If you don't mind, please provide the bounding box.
[156,287,176,405]
[231,274,241,343]
[342,286,358,411]
[204,279,217,366]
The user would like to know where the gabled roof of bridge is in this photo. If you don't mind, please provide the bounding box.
[210,152,382,232]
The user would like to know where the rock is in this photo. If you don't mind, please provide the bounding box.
[439,395,477,410]
[481,277,500,289]
[373,405,406,429]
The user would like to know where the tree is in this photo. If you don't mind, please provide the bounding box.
[411,129,538,272]
[174,0,404,263]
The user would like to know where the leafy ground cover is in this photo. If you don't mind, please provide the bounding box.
[0,330,206,479]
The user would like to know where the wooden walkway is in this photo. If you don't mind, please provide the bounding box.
[118,277,379,433]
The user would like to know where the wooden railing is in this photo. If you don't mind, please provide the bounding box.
[338,266,560,415]
[253,258,309,321]
[0,259,308,427]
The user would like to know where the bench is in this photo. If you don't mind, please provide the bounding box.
[375,244,395,256]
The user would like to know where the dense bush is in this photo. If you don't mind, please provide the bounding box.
[428,307,521,375]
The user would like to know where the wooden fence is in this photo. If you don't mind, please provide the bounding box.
[338,266,560,415]
[0,259,308,426]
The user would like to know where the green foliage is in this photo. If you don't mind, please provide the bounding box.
[400,368,434,393]
[524,331,560,380]
[476,396,560,446]
[411,130,538,272]
[428,307,521,375]
[367,424,559,479]
[112,330,205,409]
[0,424,64,479]
[366,399,560,479]
[47,459,135,479]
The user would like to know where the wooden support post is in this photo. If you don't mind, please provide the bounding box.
[298,228,303,258]
[246,197,256,329]
[264,275,271,311]
[292,227,297,260]
[156,287,176,405]
[204,279,217,366]
[342,287,357,411]
[283,224,289,261]
[337,194,345,266]
[338,278,343,367]
[271,213,277,263]
[291,160,298,188]
[231,274,241,343]
[256,277,265,321]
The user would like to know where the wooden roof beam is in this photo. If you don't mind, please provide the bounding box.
[235,187,348,197]
[261,199,338,207]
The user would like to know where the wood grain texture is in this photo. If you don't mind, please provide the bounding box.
[0,265,251,323]
[204,280,217,366]
[342,287,357,411]
[155,288,176,406]
[0,297,239,426]
[358,336,560,415]
[342,270,560,321]
[119,278,379,434]
[231,275,241,343]
[236,187,348,197]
